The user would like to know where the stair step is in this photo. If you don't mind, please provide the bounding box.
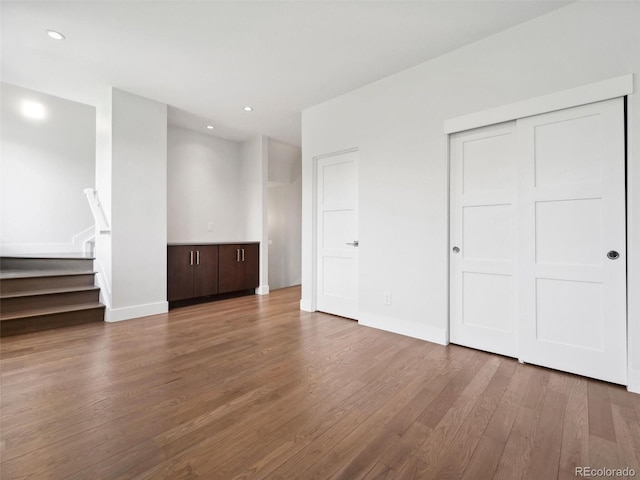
[0,272,96,294]
[0,302,105,322]
[0,287,101,315]
[0,303,105,337]
[0,252,94,259]
[0,285,100,299]
[0,254,104,336]
[0,269,95,280]
[0,256,94,272]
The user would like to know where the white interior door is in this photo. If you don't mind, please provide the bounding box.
[518,98,627,384]
[316,151,358,319]
[450,122,518,358]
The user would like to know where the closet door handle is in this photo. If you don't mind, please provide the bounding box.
[241,248,245,262]
[196,250,200,265]
[189,250,194,265]
[236,249,240,262]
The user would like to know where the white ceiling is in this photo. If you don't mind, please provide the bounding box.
[1,1,571,146]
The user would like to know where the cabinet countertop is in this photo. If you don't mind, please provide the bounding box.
[168,242,260,246]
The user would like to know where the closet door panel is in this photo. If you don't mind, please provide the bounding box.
[518,97,626,384]
[450,122,518,358]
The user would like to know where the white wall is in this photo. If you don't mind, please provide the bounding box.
[167,126,243,242]
[0,83,95,253]
[268,139,301,185]
[301,1,640,391]
[96,88,168,321]
[240,135,269,292]
[268,139,302,290]
[95,90,113,306]
[239,136,265,241]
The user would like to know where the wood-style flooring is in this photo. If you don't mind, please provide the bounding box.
[1,286,639,479]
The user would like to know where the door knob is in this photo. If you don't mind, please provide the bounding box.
[607,250,620,260]
[345,241,359,247]
[452,246,460,253]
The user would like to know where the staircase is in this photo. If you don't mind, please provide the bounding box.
[0,254,105,336]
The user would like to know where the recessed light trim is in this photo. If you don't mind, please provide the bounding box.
[243,106,253,112]
[46,30,65,40]
[206,125,215,130]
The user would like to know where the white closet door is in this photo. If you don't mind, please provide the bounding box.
[450,122,518,357]
[518,98,627,384]
[316,151,358,319]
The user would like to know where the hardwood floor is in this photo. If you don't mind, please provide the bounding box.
[1,286,639,479]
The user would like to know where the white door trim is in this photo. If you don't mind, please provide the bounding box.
[304,147,359,314]
[626,96,640,394]
[444,74,633,134]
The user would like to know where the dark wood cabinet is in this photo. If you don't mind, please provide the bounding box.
[167,245,219,301]
[219,244,259,293]
[193,245,219,297]
[167,246,194,301]
[168,243,259,303]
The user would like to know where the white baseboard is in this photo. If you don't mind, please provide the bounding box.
[93,258,112,309]
[106,301,168,322]
[255,285,270,295]
[300,298,314,312]
[358,312,448,346]
[628,367,640,395]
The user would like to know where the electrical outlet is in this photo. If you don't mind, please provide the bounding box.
[383,291,392,305]
[207,222,214,231]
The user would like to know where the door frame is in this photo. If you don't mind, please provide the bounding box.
[445,74,635,389]
[307,147,359,316]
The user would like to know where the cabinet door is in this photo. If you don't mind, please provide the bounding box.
[241,243,259,290]
[218,244,245,293]
[167,246,194,301]
[193,245,219,297]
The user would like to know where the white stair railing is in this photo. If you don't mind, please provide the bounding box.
[83,188,111,233]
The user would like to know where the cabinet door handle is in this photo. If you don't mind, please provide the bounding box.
[196,250,200,265]
[190,250,194,266]
[236,249,240,262]
[241,248,245,262]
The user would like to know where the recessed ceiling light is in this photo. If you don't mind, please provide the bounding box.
[46,30,65,40]
[21,100,46,120]
[243,106,253,112]
[206,125,214,130]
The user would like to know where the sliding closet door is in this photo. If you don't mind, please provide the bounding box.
[450,122,518,358]
[518,98,626,384]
